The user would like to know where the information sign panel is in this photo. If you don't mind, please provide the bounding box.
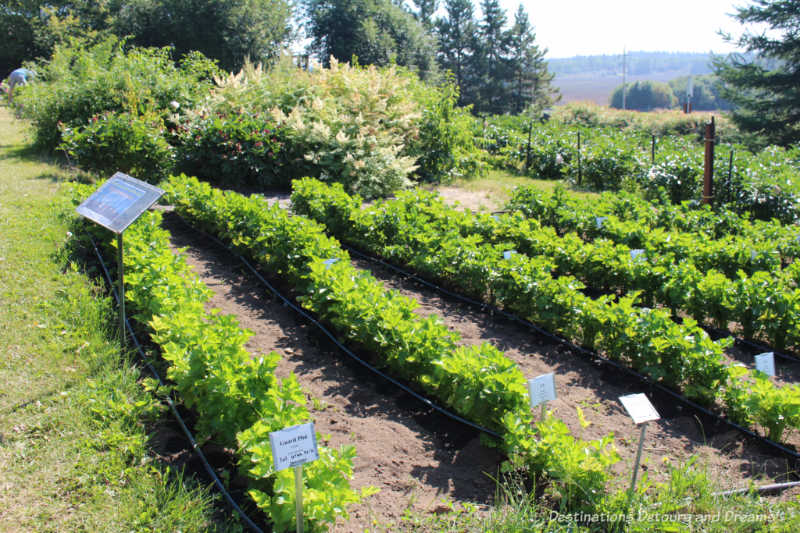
[528,373,556,408]
[755,352,776,377]
[270,422,319,472]
[76,172,164,233]
[619,393,660,425]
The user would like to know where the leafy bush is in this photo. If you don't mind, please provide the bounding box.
[16,36,220,151]
[59,111,175,182]
[182,57,483,197]
[173,112,289,188]
[610,80,677,111]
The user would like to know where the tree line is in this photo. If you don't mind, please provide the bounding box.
[3,1,800,146]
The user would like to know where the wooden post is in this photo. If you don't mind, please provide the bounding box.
[702,117,715,205]
[651,134,656,165]
[525,120,533,172]
[577,131,582,186]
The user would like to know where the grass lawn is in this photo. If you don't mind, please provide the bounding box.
[0,106,235,532]
[446,169,598,207]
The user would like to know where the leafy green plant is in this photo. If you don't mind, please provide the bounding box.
[59,110,175,183]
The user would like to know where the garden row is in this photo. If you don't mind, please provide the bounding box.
[162,173,635,515]
[483,115,800,223]
[290,178,800,444]
[355,187,800,352]
[70,183,370,532]
[507,186,800,279]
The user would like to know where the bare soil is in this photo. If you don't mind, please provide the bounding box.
[347,253,800,493]
[160,212,502,532]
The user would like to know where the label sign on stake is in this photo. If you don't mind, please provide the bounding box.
[323,258,339,269]
[270,422,319,471]
[503,250,516,260]
[76,172,164,234]
[528,373,556,408]
[619,393,660,425]
[630,249,646,261]
[755,352,776,377]
[595,216,606,229]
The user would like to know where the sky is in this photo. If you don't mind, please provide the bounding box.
[499,0,748,58]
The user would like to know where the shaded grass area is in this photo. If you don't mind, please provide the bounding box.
[0,106,236,532]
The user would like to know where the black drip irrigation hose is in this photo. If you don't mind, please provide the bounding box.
[88,235,266,533]
[169,213,503,440]
[487,213,800,366]
[339,243,800,462]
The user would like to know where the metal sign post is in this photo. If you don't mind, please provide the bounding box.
[619,393,661,507]
[76,172,164,348]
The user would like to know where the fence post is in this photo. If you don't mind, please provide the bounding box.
[702,117,716,206]
[525,120,533,172]
[651,134,656,165]
[577,131,582,186]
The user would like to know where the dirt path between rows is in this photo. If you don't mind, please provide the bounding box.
[160,212,502,532]
[347,253,800,494]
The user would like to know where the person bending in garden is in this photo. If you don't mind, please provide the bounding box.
[6,68,34,103]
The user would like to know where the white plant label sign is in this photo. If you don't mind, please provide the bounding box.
[503,250,516,260]
[323,258,339,269]
[270,422,319,471]
[630,249,646,261]
[595,216,606,229]
[619,393,660,425]
[528,373,556,408]
[755,352,776,377]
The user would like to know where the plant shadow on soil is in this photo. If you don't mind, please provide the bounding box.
[160,210,505,529]
[345,254,800,488]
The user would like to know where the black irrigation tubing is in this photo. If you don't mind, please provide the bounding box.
[490,212,800,366]
[731,335,800,365]
[169,213,503,441]
[88,235,266,533]
[338,243,800,462]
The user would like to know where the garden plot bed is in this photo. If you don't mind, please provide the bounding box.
[161,212,502,531]
[348,253,800,493]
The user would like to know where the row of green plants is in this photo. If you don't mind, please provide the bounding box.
[291,178,800,444]
[17,39,484,199]
[507,186,800,280]
[162,173,626,514]
[368,188,800,352]
[69,183,370,532]
[482,115,800,223]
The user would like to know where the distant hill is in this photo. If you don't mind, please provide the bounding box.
[547,51,715,105]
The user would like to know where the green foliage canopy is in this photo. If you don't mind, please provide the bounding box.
[303,0,439,80]
[610,80,676,111]
[713,0,800,146]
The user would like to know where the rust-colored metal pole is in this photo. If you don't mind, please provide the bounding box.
[703,117,715,206]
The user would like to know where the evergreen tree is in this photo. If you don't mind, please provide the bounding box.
[475,0,510,114]
[434,0,477,104]
[412,0,438,29]
[507,5,558,114]
[713,0,800,146]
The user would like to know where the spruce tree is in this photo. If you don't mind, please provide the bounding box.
[475,0,510,114]
[713,0,800,146]
[507,5,558,114]
[435,0,478,104]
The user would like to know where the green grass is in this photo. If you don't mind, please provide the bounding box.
[446,168,598,206]
[0,106,236,532]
